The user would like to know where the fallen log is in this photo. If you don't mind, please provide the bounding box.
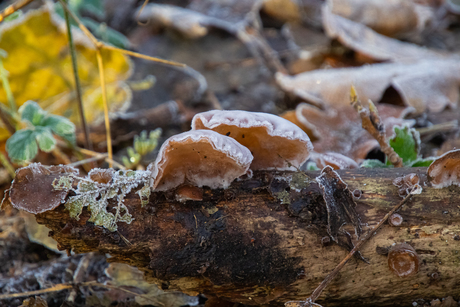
[5,166,460,306]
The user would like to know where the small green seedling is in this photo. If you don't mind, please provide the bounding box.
[362,125,433,168]
[122,129,161,169]
[6,101,76,162]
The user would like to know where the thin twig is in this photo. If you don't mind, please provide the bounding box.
[63,0,92,151]
[102,45,185,67]
[350,86,403,167]
[68,154,107,167]
[95,49,112,168]
[304,187,421,306]
[416,120,458,136]
[0,151,15,178]
[63,145,125,169]
[0,283,73,300]
[117,230,132,246]
[57,0,186,169]
[136,0,150,26]
[57,0,185,68]
[0,106,15,135]
[0,0,35,23]
[0,56,16,112]
[58,0,99,46]
[77,146,125,170]
[66,253,94,303]
[0,279,167,306]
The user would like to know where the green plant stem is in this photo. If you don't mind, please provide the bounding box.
[0,57,16,112]
[63,0,92,152]
[0,151,15,178]
[0,105,16,135]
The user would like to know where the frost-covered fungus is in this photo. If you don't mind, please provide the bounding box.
[393,173,420,197]
[309,152,359,170]
[150,130,253,191]
[9,163,79,214]
[191,110,313,170]
[388,243,420,277]
[427,149,460,188]
[389,213,403,227]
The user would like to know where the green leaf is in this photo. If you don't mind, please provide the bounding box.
[6,129,38,162]
[78,0,105,19]
[361,159,390,168]
[410,158,435,167]
[3,11,23,23]
[305,161,320,171]
[387,126,420,166]
[19,101,47,126]
[122,156,131,168]
[83,18,130,48]
[42,115,76,143]
[61,132,77,145]
[35,127,56,152]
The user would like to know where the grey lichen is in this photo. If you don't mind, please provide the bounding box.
[290,172,312,191]
[137,183,151,207]
[53,168,150,232]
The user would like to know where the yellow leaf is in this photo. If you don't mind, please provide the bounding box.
[0,5,132,139]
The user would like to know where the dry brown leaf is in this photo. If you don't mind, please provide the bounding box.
[328,0,419,37]
[293,103,414,161]
[20,211,61,253]
[20,296,48,307]
[323,3,445,62]
[262,0,323,26]
[9,163,78,214]
[281,23,330,74]
[276,59,460,113]
[136,0,286,75]
[309,152,359,170]
[105,263,198,307]
[137,0,263,39]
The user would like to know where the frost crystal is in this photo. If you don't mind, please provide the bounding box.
[56,168,150,231]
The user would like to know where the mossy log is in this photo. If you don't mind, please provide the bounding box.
[22,167,460,306]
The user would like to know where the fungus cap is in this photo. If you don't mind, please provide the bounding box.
[388,243,419,277]
[393,173,420,197]
[427,149,460,188]
[192,110,313,170]
[389,213,403,227]
[149,130,253,191]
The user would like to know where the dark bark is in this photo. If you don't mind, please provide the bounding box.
[12,167,460,306]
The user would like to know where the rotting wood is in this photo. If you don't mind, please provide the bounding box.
[5,167,460,306]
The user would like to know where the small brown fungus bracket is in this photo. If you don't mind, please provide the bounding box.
[315,166,364,259]
[393,173,420,197]
[388,243,420,277]
[427,149,460,188]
